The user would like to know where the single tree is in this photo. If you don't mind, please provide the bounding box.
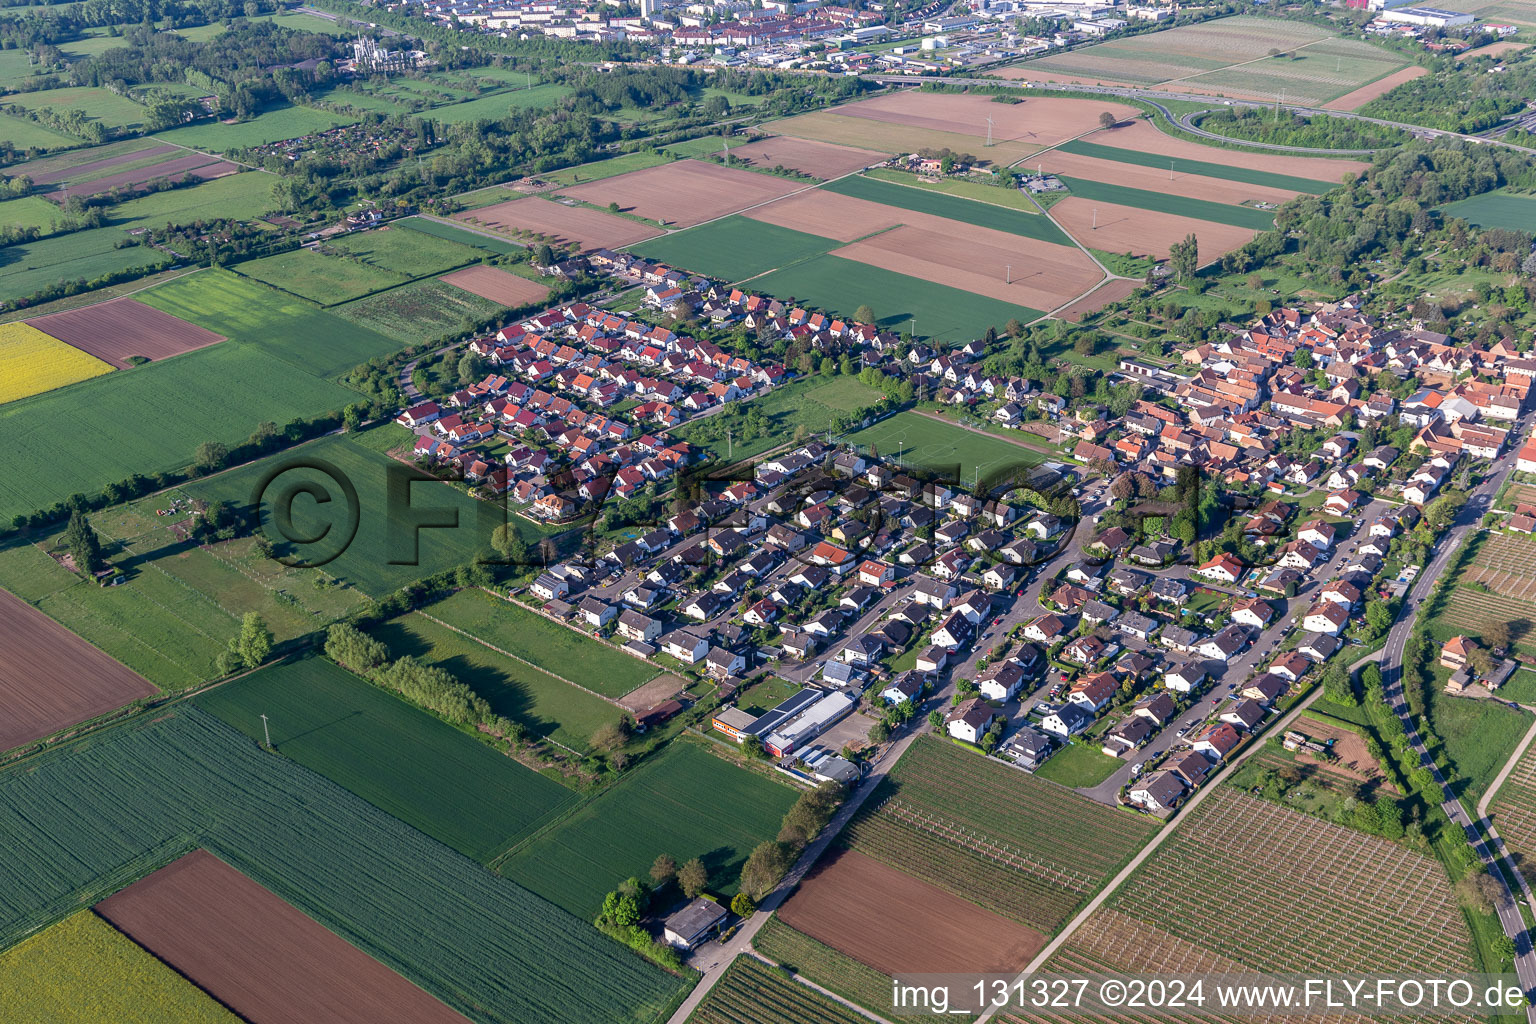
[534,242,555,266]
[491,523,530,565]
[1483,620,1511,651]
[854,303,877,326]
[678,857,709,898]
[65,510,104,575]
[231,612,273,669]
[649,853,677,887]
[1098,111,1117,130]
[730,892,756,917]
[193,440,229,473]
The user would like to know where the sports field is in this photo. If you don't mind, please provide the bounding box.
[430,588,660,698]
[185,434,545,599]
[500,742,800,915]
[0,709,688,1024]
[193,657,577,861]
[630,216,840,282]
[845,411,1045,483]
[0,321,113,403]
[371,609,620,753]
[750,255,1042,343]
[0,912,238,1024]
[1439,190,1536,233]
[0,343,355,525]
[136,269,406,378]
[676,375,886,462]
[1054,138,1336,193]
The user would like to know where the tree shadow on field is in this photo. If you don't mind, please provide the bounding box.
[698,845,737,880]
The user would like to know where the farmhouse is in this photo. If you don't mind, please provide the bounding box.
[663,898,728,951]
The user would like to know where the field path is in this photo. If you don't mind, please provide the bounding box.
[1479,711,1536,821]
[747,951,897,1024]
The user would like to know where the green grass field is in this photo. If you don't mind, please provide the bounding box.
[750,254,1042,343]
[430,589,659,698]
[541,150,674,186]
[420,83,571,124]
[6,87,152,130]
[0,195,65,234]
[155,105,359,151]
[844,410,1043,483]
[397,215,524,255]
[1033,740,1122,787]
[1057,176,1275,230]
[329,224,485,278]
[184,433,546,599]
[630,216,839,282]
[863,166,1043,211]
[371,608,622,753]
[0,343,355,524]
[675,375,886,462]
[108,171,278,231]
[0,111,80,151]
[500,742,799,916]
[822,174,1072,245]
[235,247,408,304]
[193,656,577,860]
[0,709,688,1024]
[1439,191,1536,233]
[136,269,407,378]
[0,227,170,305]
[333,278,504,344]
[1055,138,1338,193]
[664,136,733,158]
[0,912,239,1024]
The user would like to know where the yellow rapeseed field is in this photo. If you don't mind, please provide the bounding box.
[0,321,113,404]
[0,911,239,1023]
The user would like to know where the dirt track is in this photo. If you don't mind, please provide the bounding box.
[28,297,226,369]
[777,848,1047,975]
[457,197,663,251]
[439,265,549,307]
[96,850,471,1024]
[561,161,801,228]
[0,586,157,751]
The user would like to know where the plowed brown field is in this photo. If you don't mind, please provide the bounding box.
[560,161,803,227]
[439,265,549,306]
[725,136,885,179]
[1052,196,1260,262]
[778,848,1046,975]
[96,850,471,1024]
[1086,120,1369,181]
[1321,66,1427,110]
[0,586,157,751]
[1034,150,1301,205]
[27,297,225,368]
[456,197,663,250]
[837,92,1140,151]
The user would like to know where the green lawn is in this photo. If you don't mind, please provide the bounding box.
[629,216,838,282]
[750,254,1042,343]
[864,166,1043,211]
[396,215,523,255]
[136,269,407,378]
[193,656,578,860]
[1055,138,1340,194]
[1439,191,1536,233]
[0,342,355,525]
[822,173,1073,246]
[1424,665,1533,808]
[1034,740,1123,788]
[371,608,622,753]
[184,433,546,600]
[0,227,170,306]
[155,105,359,151]
[499,742,800,916]
[430,588,659,698]
[843,409,1043,485]
[1057,176,1276,230]
[328,224,485,277]
[675,374,887,462]
[663,136,733,158]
